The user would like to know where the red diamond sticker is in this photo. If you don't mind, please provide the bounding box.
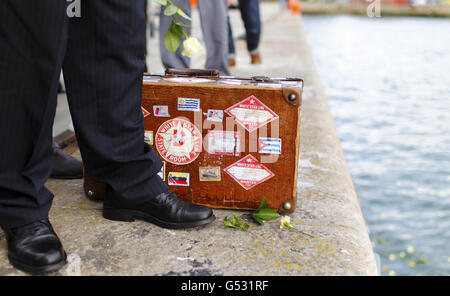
[141,106,150,118]
[225,95,279,133]
[224,154,274,190]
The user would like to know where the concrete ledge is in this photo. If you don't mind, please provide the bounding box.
[0,7,377,276]
[301,3,450,17]
[226,11,378,275]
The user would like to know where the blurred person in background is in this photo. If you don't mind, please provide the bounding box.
[227,0,262,67]
[159,0,230,75]
[50,140,83,180]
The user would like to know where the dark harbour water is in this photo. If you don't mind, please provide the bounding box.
[302,15,450,276]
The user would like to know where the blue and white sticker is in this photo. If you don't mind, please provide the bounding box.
[143,77,160,83]
[178,97,200,112]
[258,137,282,154]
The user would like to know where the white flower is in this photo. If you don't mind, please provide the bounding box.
[280,216,291,229]
[181,37,202,57]
[406,246,415,254]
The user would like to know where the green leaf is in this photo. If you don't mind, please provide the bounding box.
[416,257,428,264]
[164,4,179,16]
[223,217,239,228]
[231,214,239,225]
[251,197,280,224]
[176,8,192,21]
[153,0,168,5]
[164,31,180,53]
[173,18,189,28]
[224,214,249,231]
[169,21,183,37]
[253,208,280,221]
[251,213,264,225]
[256,198,268,212]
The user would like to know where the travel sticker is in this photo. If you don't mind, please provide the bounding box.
[258,137,281,154]
[163,77,214,84]
[205,109,224,122]
[206,130,241,156]
[155,118,202,165]
[225,95,279,133]
[168,172,190,186]
[141,106,150,118]
[144,130,154,146]
[257,83,282,88]
[199,167,221,182]
[178,97,200,112]
[153,105,170,117]
[224,154,274,190]
[158,161,166,181]
[217,79,242,86]
[143,77,160,83]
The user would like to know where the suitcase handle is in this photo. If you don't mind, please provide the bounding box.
[251,76,271,82]
[165,68,220,78]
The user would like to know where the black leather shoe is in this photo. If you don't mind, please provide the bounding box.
[103,191,216,229]
[50,142,83,179]
[4,219,67,274]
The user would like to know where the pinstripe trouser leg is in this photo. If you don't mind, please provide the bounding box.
[0,0,68,228]
[0,0,167,228]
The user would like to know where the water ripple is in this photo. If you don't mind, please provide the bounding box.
[303,15,450,276]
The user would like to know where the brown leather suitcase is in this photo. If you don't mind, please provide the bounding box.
[84,69,303,213]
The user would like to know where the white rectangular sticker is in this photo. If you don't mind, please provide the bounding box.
[206,109,224,122]
[199,167,221,182]
[144,130,154,145]
[158,161,166,181]
[153,105,170,117]
[257,83,282,88]
[143,77,160,83]
[178,98,200,112]
[206,130,240,156]
[217,79,242,86]
[258,137,281,154]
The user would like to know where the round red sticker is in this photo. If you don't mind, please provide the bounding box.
[155,118,202,165]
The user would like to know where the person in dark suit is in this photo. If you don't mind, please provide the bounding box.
[0,0,215,274]
[50,141,83,179]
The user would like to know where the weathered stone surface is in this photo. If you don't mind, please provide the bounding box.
[0,4,377,276]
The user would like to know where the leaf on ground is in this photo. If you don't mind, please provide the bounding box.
[253,208,280,221]
[224,214,249,231]
[256,198,267,212]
